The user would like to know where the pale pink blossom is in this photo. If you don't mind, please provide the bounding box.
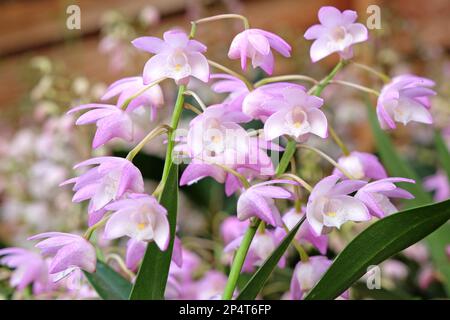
[224,228,285,272]
[376,75,435,129]
[332,151,387,180]
[264,86,327,142]
[355,178,415,218]
[243,83,304,122]
[104,194,170,251]
[101,76,164,121]
[220,216,249,245]
[0,248,50,294]
[211,73,249,112]
[68,104,133,149]
[283,208,328,254]
[237,180,295,226]
[125,238,147,271]
[424,171,450,201]
[304,6,368,62]
[228,28,291,74]
[306,175,370,235]
[290,256,332,299]
[132,30,209,85]
[28,232,96,276]
[61,157,144,214]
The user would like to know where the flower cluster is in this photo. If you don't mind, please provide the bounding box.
[1,6,444,301]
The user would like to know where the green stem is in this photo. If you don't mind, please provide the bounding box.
[279,173,313,193]
[222,219,261,300]
[328,125,350,156]
[351,61,390,83]
[120,78,166,110]
[254,75,318,87]
[159,85,186,194]
[329,80,380,96]
[84,214,110,240]
[184,90,207,111]
[309,60,351,155]
[309,60,346,96]
[126,125,171,161]
[208,59,253,90]
[276,140,297,176]
[194,14,250,30]
[297,144,355,180]
[282,221,309,262]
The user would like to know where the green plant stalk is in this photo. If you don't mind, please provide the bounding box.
[311,60,345,96]
[328,125,350,156]
[222,219,261,299]
[159,85,185,193]
[311,60,350,155]
[254,74,318,87]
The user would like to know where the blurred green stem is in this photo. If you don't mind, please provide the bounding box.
[351,61,390,83]
[159,85,185,193]
[222,219,261,300]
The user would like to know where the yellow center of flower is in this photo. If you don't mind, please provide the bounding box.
[326,211,337,217]
[331,27,347,41]
[137,223,147,230]
[174,64,182,71]
[211,135,222,143]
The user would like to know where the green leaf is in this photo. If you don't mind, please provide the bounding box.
[84,260,132,300]
[236,217,305,300]
[367,106,431,206]
[129,164,178,300]
[429,130,450,295]
[368,106,450,295]
[305,199,450,300]
[276,140,296,175]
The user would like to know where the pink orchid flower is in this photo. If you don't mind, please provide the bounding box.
[189,270,228,300]
[332,151,387,180]
[304,6,368,62]
[68,104,133,149]
[211,73,250,112]
[61,157,144,213]
[306,175,370,235]
[290,256,332,299]
[180,104,275,195]
[283,208,328,255]
[237,180,296,226]
[355,177,415,218]
[228,28,291,74]
[220,216,250,245]
[125,238,147,271]
[0,248,50,295]
[263,86,327,142]
[224,228,285,272]
[101,76,164,121]
[424,171,450,202]
[132,29,209,85]
[169,247,201,284]
[186,104,251,164]
[376,75,435,129]
[28,232,96,276]
[166,247,202,299]
[403,243,429,264]
[104,194,170,251]
[242,83,305,122]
